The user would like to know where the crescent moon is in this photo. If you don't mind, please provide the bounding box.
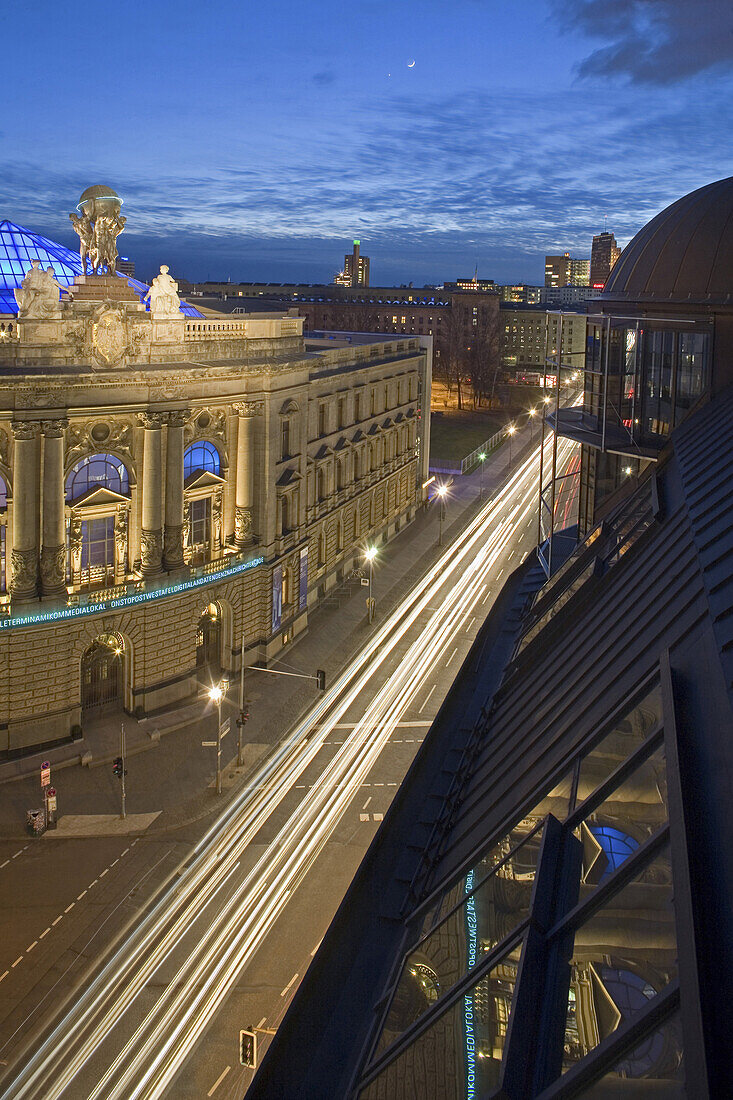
[407,59,416,68]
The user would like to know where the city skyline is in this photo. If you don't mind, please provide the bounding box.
[5,0,732,284]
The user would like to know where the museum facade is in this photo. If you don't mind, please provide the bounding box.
[0,200,430,755]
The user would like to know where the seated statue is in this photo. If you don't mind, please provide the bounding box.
[14,261,67,319]
[145,265,181,317]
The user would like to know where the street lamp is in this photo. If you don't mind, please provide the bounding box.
[478,451,486,500]
[365,545,377,623]
[528,407,537,442]
[437,483,448,545]
[209,683,224,795]
[507,423,516,468]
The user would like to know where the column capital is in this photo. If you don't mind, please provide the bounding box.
[137,411,166,430]
[167,409,191,428]
[233,400,264,417]
[41,418,69,438]
[11,420,41,440]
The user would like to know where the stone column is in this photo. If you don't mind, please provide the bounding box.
[11,421,41,601]
[163,409,189,571]
[40,418,68,598]
[138,412,165,577]
[234,402,259,546]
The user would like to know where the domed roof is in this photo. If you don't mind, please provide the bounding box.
[0,221,204,317]
[603,176,733,305]
[77,184,122,208]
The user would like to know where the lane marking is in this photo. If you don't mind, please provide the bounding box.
[362,796,372,810]
[481,589,491,604]
[120,848,130,856]
[77,890,87,901]
[373,813,384,821]
[99,869,109,878]
[39,927,50,939]
[359,813,370,822]
[418,684,436,714]
[51,915,63,926]
[310,940,322,957]
[0,971,8,983]
[26,941,37,952]
[467,616,475,630]
[445,647,458,667]
[257,1016,267,1029]
[64,904,75,914]
[498,568,504,578]
[207,1066,231,1096]
[0,860,8,869]
[280,972,299,997]
[88,880,98,888]
[110,859,119,867]
[11,957,22,968]
[12,850,22,859]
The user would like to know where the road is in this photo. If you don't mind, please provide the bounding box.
[0,429,579,1100]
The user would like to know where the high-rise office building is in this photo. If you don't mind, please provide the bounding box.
[545,253,590,288]
[335,239,370,287]
[590,231,621,288]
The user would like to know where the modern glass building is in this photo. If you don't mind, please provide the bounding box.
[246,180,733,1100]
[0,221,204,318]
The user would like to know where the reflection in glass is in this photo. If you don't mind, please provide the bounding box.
[576,685,662,805]
[562,845,677,1074]
[381,831,541,1053]
[423,773,572,937]
[361,942,522,1100]
[578,1014,684,1097]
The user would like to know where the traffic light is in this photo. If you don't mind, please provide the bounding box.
[113,757,123,778]
[316,669,326,692]
[240,1028,257,1068]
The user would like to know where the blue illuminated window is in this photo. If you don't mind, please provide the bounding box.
[0,474,7,509]
[589,825,639,881]
[184,441,221,479]
[66,454,129,502]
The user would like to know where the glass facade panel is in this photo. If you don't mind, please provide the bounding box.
[79,517,116,586]
[361,942,522,1100]
[189,498,211,563]
[424,774,571,936]
[562,845,677,1075]
[382,831,541,1052]
[576,685,662,806]
[578,1014,684,1097]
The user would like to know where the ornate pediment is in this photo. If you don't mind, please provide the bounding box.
[69,486,131,510]
[184,469,226,492]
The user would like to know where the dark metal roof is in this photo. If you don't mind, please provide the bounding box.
[603,176,733,305]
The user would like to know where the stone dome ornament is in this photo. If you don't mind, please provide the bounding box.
[69,184,126,276]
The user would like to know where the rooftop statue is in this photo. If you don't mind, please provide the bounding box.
[15,260,68,319]
[145,265,181,317]
[70,185,126,275]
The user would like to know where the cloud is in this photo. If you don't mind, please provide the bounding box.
[560,0,733,84]
[312,70,336,86]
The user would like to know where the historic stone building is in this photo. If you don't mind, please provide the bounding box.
[0,192,430,755]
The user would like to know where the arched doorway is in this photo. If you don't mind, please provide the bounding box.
[81,633,124,714]
[196,603,221,679]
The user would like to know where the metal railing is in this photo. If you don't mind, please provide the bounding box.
[430,425,508,476]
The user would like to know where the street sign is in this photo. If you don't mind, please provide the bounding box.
[240,1028,257,1068]
[220,718,231,739]
[46,788,57,812]
[40,762,50,788]
[201,740,217,747]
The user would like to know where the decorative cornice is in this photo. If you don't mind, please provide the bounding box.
[233,401,264,417]
[137,411,166,430]
[11,420,41,440]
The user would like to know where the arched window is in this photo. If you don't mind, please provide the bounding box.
[184,441,221,479]
[66,453,129,502]
[589,826,639,882]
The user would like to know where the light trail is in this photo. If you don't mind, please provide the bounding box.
[2,432,578,1100]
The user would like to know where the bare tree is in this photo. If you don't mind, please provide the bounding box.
[438,300,471,409]
[467,302,503,407]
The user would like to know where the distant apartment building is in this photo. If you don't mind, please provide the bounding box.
[590,231,621,288]
[334,240,370,287]
[540,284,602,306]
[502,306,586,375]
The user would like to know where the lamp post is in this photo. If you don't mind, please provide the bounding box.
[437,483,448,546]
[507,423,516,468]
[365,545,377,623]
[209,684,223,795]
[528,407,537,443]
[478,451,486,500]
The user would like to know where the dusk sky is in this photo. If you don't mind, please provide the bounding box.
[7,0,733,286]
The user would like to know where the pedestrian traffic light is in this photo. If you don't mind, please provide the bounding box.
[240,1028,257,1068]
[316,669,326,692]
[113,757,123,778]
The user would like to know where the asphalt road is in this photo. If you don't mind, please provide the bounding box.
[0,418,579,1100]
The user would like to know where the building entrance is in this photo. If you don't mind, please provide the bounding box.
[81,634,123,713]
[196,603,221,679]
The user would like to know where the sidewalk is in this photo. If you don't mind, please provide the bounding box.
[0,416,538,836]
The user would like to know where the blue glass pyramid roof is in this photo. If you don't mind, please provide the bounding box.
[0,221,204,317]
